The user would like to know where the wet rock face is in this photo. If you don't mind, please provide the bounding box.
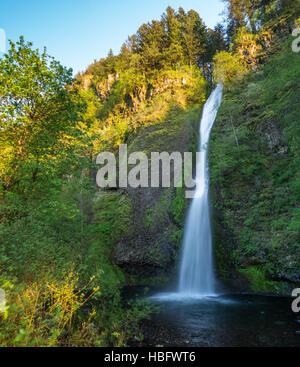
[96,73,120,99]
[257,121,289,155]
[113,184,181,279]
[114,195,177,278]
[272,271,299,284]
[272,255,300,284]
[111,111,199,282]
[114,187,174,273]
[94,73,190,111]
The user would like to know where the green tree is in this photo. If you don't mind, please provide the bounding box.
[0,37,86,194]
[116,43,132,71]
[135,20,165,71]
[162,6,185,69]
[224,0,262,36]
[193,17,209,71]
[202,25,227,78]
[213,50,248,85]
[223,0,298,38]
[179,9,203,67]
[233,27,263,69]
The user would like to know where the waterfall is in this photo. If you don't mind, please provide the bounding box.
[178,83,223,296]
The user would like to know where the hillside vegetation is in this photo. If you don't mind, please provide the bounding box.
[211,36,300,294]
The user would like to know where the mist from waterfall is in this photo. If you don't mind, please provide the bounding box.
[178,83,223,297]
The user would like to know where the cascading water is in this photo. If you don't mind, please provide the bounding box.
[178,83,223,297]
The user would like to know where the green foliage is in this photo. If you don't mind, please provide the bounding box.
[81,193,132,294]
[0,39,152,347]
[223,0,299,39]
[213,51,249,85]
[93,193,133,245]
[216,1,300,86]
[171,187,188,227]
[0,37,87,194]
[0,271,154,347]
[238,267,281,293]
[210,37,300,292]
[0,271,100,347]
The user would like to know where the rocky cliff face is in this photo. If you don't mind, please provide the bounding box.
[84,60,206,286]
[112,107,200,284]
[91,104,201,286]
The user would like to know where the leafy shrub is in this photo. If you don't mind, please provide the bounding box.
[213,51,249,86]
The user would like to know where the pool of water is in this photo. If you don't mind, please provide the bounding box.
[140,293,300,347]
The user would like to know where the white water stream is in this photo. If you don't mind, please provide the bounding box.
[178,83,223,297]
[151,84,223,301]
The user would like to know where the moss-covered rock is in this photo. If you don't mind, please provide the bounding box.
[111,105,201,285]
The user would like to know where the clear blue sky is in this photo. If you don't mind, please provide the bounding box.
[0,0,225,75]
